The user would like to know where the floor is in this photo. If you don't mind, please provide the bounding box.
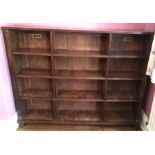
[17,124,139,131]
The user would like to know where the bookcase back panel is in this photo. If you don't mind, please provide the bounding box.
[58,101,97,111]
[109,34,147,51]
[17,78,52,93]
[107,81,139,92]
[15,56,28,71]
[59,111,101,122]
[15,55,51,71]
[16,31,50,49]
[56,79,104,91]
[16,78,26,95]
[107,80,141,101]
[55,57,106,71]
[26,78,51,89]
[24,109,54,121]
[105,102,134,112]
[26,100,53,110]
[55,32,108,52]
[108,59,141,72]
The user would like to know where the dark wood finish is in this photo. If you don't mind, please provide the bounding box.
[59,110,100,122]
[17,124,139,131]
[108,71,143,80]
[24,109,53,120]
[107,80,140,102]
[55,70,106,80]
[50,31,59,120]
[53,49,107,58]
[21,89,53,98]
[26,99,53,110]
[106,91,139,102]
[109,50,146,57]
[104,112,134,123]
[57,101,98,111]
[3,27,153,128]
[53,49,147,58]
[13,48,51,56]
[17,69,52,78]
[57,90,104,101]
[18,119,135,126]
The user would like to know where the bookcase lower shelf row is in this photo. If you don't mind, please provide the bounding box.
[20,110,136,125]
[18,99,137,125]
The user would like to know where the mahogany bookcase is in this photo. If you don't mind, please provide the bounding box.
[2,27,153,128]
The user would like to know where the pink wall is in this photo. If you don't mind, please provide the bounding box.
[0,24,15,119]
[0,23,155,119]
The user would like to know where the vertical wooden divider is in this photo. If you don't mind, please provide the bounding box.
[50,31,58,120]
[102,34,112,121]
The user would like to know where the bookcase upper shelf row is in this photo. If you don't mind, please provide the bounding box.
[10,30,151,58]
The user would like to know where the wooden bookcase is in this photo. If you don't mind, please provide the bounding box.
[2,27,153,127]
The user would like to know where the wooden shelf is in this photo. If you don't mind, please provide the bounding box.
[20,89,53,99]
[104,111,135,123]
[17,69,52,78]
[57,90,104,101]
[17,69,106,80]
[24,109,53,120]
[108,50,146,58]
[59,110,101,121]
[53,49,107,58]
[108,71,143,80]
[13,48,147,59]
[21,90,138,102]
[13,48,51,56]
[20,89,105,101]
[55,70,106,80]
[106,91,139,102]
[53,49,146,58]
